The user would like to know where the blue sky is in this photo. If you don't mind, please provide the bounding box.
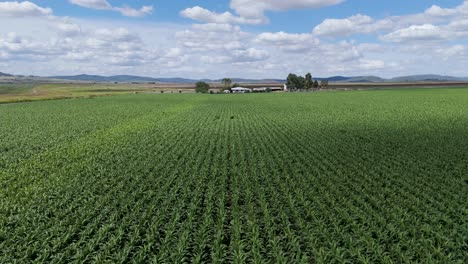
[0,1,467,78]
[30,0,464,31]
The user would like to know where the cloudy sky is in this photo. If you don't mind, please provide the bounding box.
[0,0,467,78]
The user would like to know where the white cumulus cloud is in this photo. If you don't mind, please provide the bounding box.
[313,14,393,37]
[180,6,264,25]
[256,31,320,52]
[1,1,468,79]
[231,48,269,62]
[312,1,468,38]
[182,0,344,24]
[381,24,445,43]
[0,1,52,17]
[113,6,153,17]
[69,0,153,17]
[176,23,248,52]
[69,0,111,10]
[230,0,345,19]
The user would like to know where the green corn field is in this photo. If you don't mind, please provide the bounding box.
[0,88,467,263]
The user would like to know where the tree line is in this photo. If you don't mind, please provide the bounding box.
[196,78,239,93]
[286,73,328,91]
[195,75,329,93]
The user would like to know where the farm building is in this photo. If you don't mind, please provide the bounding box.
[284,84,296,92]
[269,87,283,92]
[231,87,252,93]
[252,87,282,93]
[253,88,268,92]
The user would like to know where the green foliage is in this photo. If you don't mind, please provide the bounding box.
[305,73,313,90]
[286,73,297,88]
[296,76,305,89]
[195,81,210,93]
[1,89,468,263]
[313,80,319,89]
[286,73,307,90]
[221,78,232,92]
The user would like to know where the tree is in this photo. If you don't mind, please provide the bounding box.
[313,80,319,89]
[286,73,296,84]
[286,73,308,91]
[298,76,306,90]
[286,74,295,92]
[195,82,210,93]
[305,73,313,90]
[221,78,232,92]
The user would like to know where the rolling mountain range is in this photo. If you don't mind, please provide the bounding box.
[0,72,13,77]
[314,75,468,83]
[1,72,468,83]
[46,75,283,84]
[43,74,468,83]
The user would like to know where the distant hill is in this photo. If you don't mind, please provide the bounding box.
[0,72,13,77]
[158,77,199,83]
[317,75,468,83]
[0,72,465,83]
[202,78,284,84]
[49,74,163,83]
[347,76,387,82]
[320,76,349,82]
[388,75,468,82]
[48,75,285,84]
[316,76,386,83]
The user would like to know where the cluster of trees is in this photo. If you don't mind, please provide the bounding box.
[196,78,238,93]
[195,82,210,93]
[286,73,328,91]
[221,78,232,92]
[196,75,329,94]
[221,78,243,92]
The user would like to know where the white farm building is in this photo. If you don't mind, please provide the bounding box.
[231,87,252,93]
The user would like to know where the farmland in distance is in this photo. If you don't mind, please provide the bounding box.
[0,88,467,263]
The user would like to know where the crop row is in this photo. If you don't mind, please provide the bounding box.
[1,90,467,263]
